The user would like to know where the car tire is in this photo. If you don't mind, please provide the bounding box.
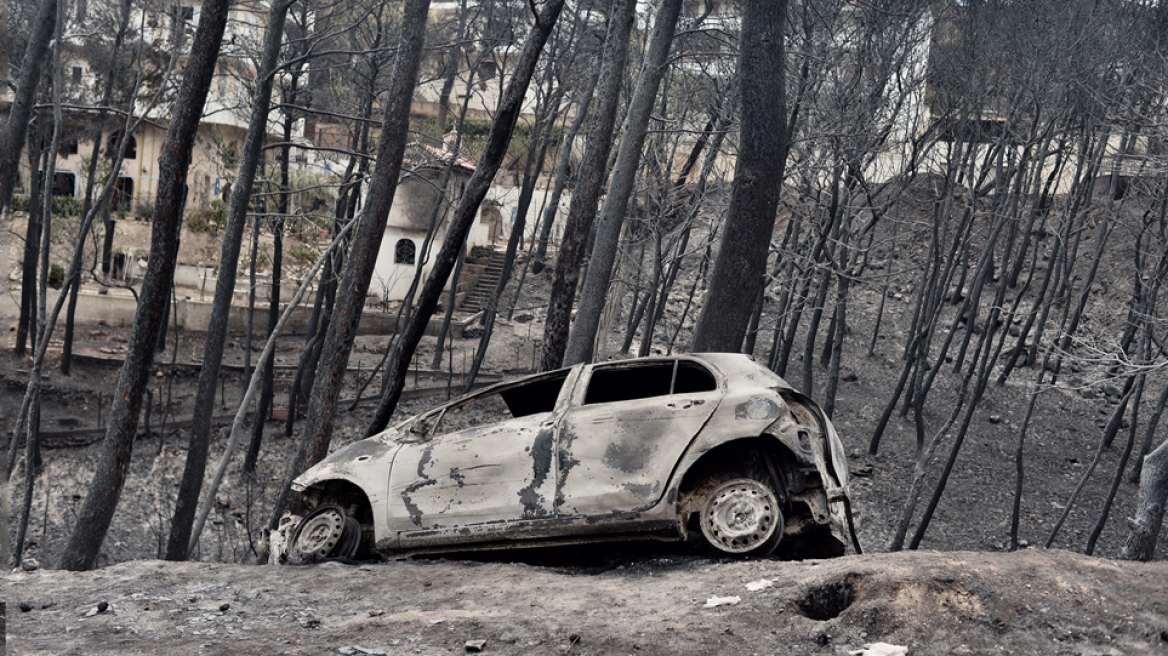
[288,505,362,564]
[698,477,784,557]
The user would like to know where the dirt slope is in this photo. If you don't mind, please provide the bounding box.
[7,548,1168,655]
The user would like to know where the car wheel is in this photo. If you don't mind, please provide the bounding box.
[289,505,362,564]
[699,478,784,557]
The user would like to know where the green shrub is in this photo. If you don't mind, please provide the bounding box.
[186,198,229,234]
[48,263,65,289]
[136,201,153,221]
[51,196,81,217]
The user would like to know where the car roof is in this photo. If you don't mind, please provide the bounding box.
[685,353,798,393]
[393,353,797,430]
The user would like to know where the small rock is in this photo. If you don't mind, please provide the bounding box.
[368,609,385,617]
[934,573,955,583]
[219,603,230,612]
[97,601,109,613]
[745,578,774,592]
[1103,383,1123,397]
[1079,388,1097,399]
[21,558,39,571]
[465,639,487,652]
[568,633,582,646]
[988,415,1002,424]
[852,465,874,478]
[702,596,740,608]
[842,373,858,382]
[19,602,32,612]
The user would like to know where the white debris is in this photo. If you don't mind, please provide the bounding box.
[850,643,908,656]
[745,578,774,592]
[703,596,741,608]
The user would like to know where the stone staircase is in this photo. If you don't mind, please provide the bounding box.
[458,246,508,313]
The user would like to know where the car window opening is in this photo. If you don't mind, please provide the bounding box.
[500,372,568,417]
[674,362,717,393]
[585,360,716,405]
[432,372,569,435]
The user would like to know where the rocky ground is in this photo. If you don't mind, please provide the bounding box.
[7,548,1168,655]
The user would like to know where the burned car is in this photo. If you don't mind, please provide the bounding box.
[267,353,857,563]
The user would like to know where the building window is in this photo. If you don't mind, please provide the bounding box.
[394,239,416,265]
[51,172,76,198]
[107,133,137,160]
[71,66,83,86]
[113,176,133,211]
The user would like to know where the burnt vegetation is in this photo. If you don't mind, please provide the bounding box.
[2,0,1168,573]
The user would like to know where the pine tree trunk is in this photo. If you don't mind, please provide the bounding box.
[691,0,790,352]
[533,68,600,265]
[58,0,232,571]
[363,0,567,438]
[0,0,57,218]
[539,0,636,370]
[564,0,682,366]
[164,0,292,561]
[266,0,436,530]
[1122,438,1168,561]
[16,119,46,357]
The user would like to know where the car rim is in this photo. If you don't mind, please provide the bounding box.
[291,506,347,561]
[700,479,780,554]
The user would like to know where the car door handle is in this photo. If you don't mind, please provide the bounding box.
[591,415,615,424]
[667,400,694,410]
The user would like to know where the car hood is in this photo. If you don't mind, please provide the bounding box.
[291,431,402,492]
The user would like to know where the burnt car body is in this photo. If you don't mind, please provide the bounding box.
[267,354,857,563]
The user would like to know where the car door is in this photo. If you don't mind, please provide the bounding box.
[388,370,576,540]
[555,359,721,515]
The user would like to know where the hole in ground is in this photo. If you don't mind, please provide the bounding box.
[796,575,858,621]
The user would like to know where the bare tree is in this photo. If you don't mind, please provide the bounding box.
[164,0,297,561]
[58,0,233,571]
[690,0,789,352]
[266,0,435,530]
[364,0,568,435]
[539,0,636,370]
[0,0,57,220]
[564,0,683,366]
